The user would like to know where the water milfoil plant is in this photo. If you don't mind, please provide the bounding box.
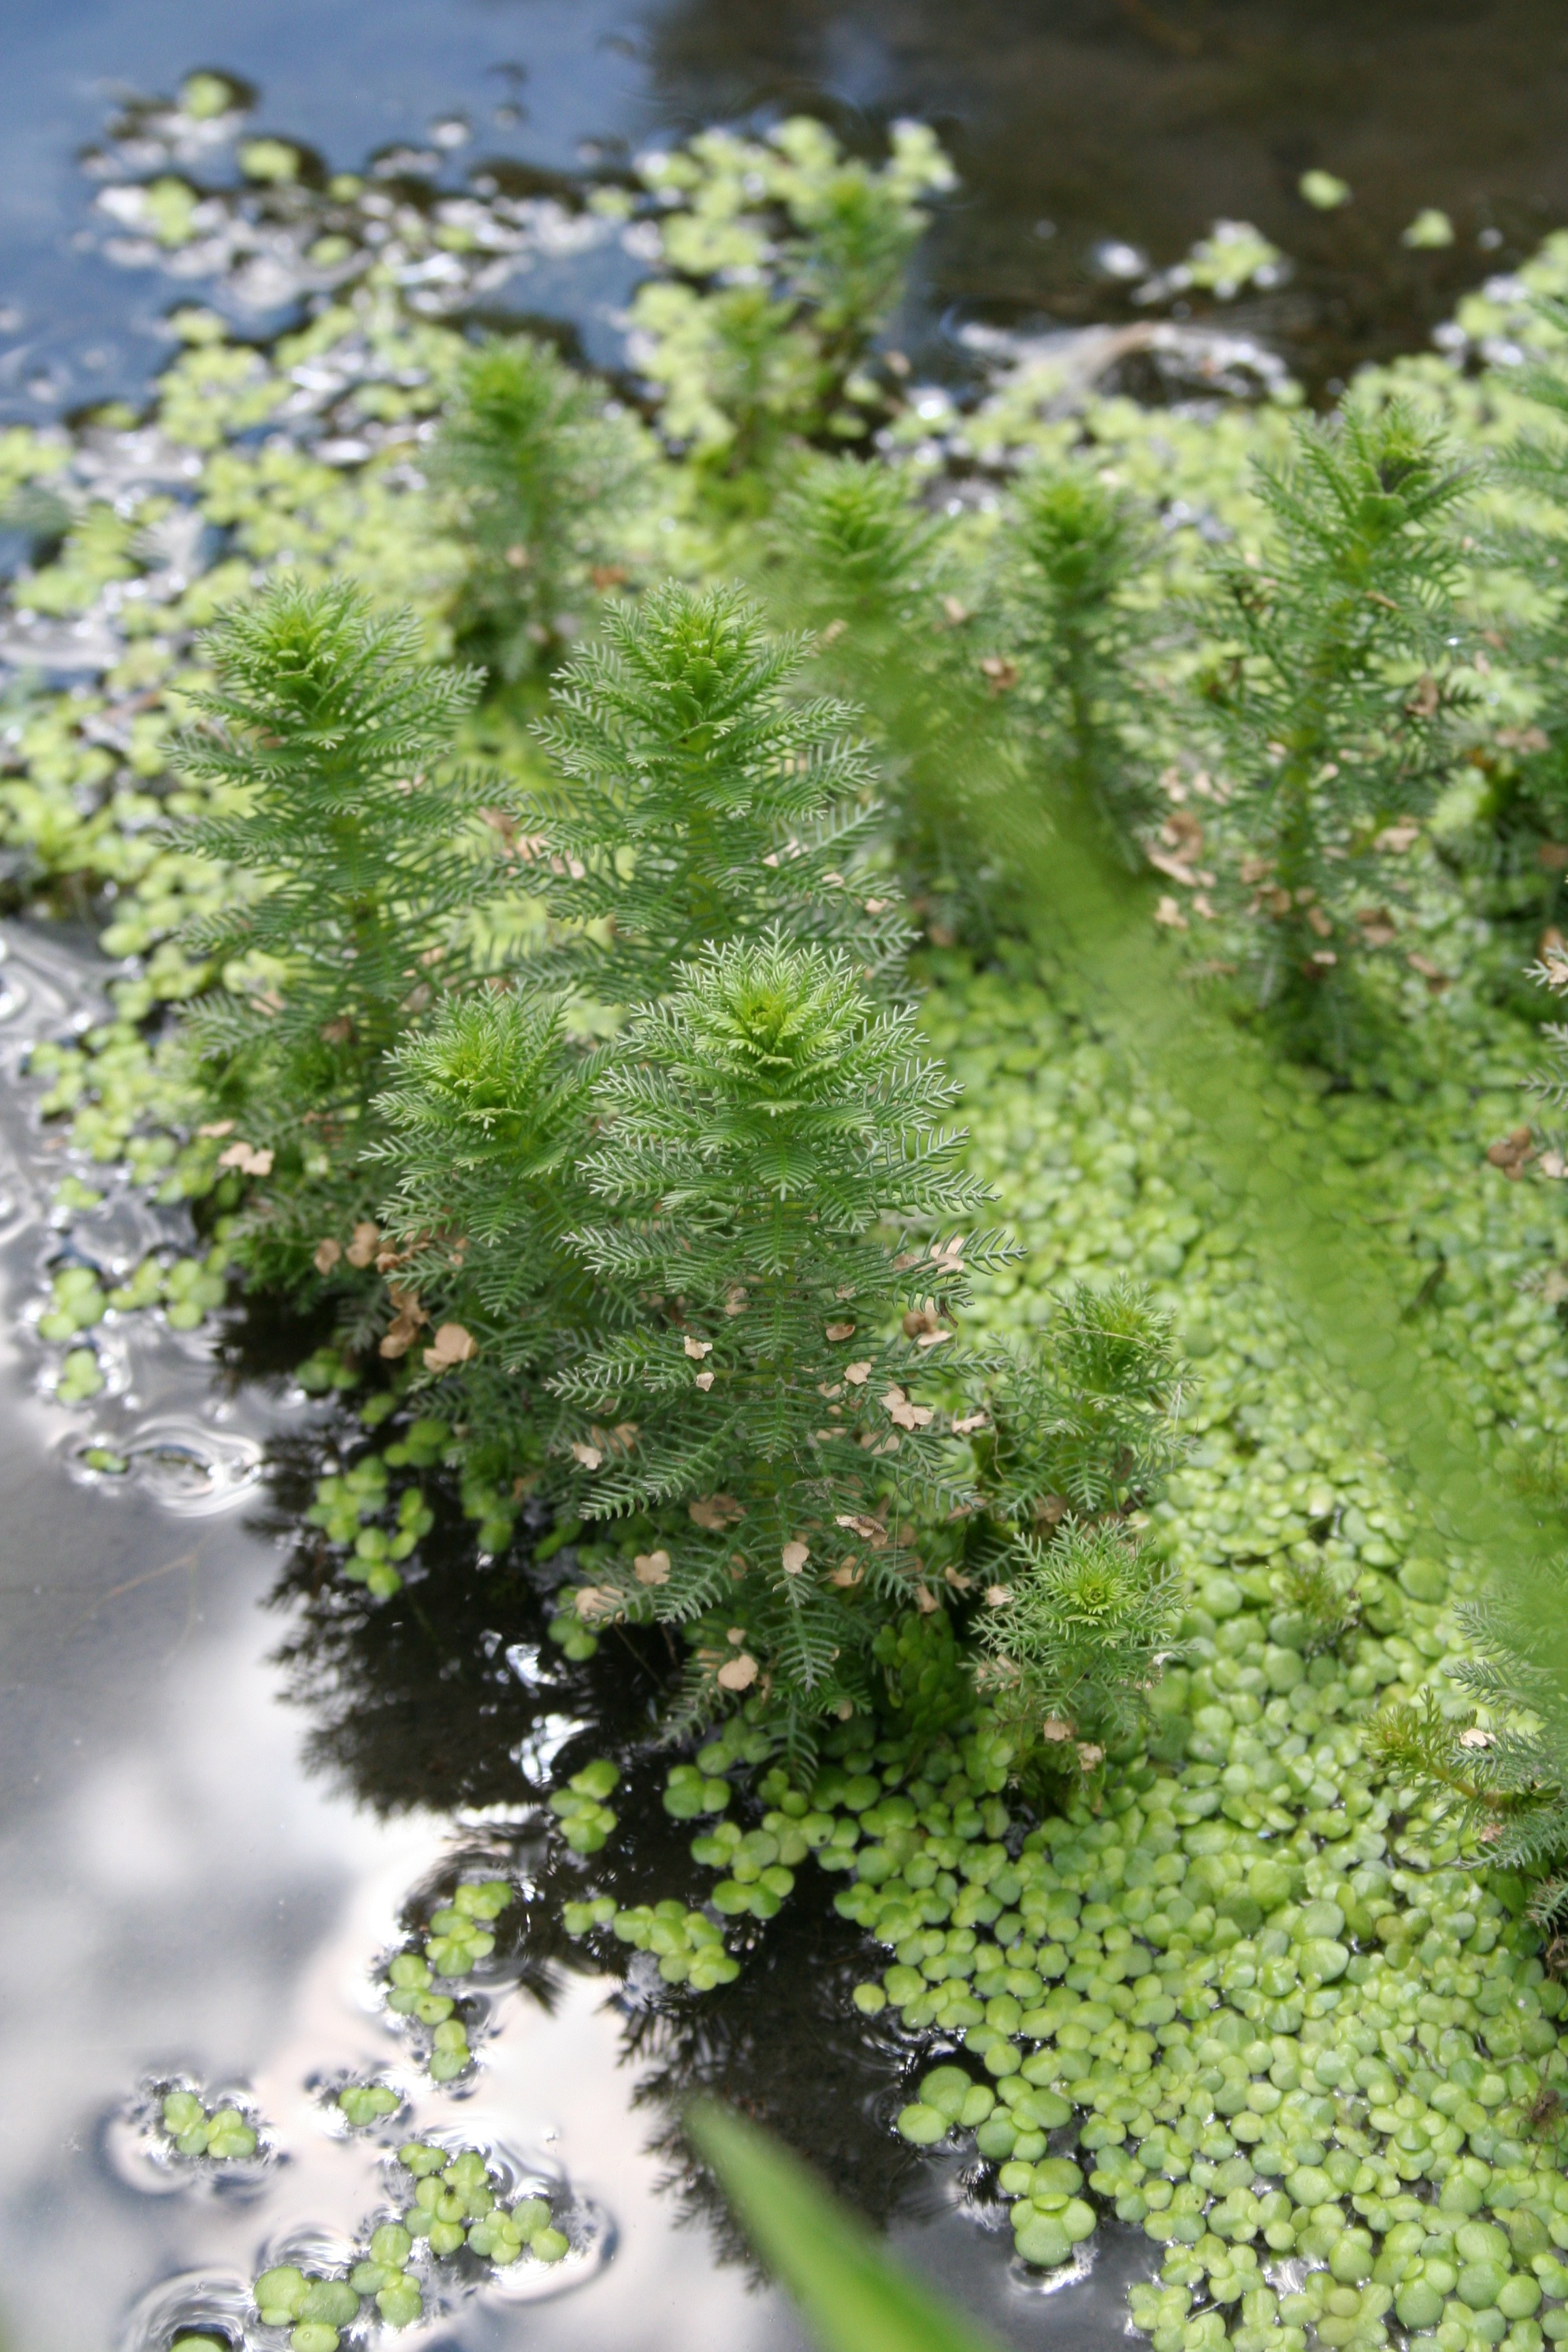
[973,1277,1190,1533]
[979,1519,1185,1772]
[173,577,519,1290]
[526,582,909,1004]
[1198,398,1474,1043]
[996,461,1164,853]
[367,991,600,1454]
[551,930,1009,1748]
[1367,1595,1568,1912]
[761,455,1008,924]
[431,334,651,683]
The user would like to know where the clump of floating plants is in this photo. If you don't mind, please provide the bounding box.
[153,2082,261,2162]
[251,2140,572,2348]
[379,1878,512,2080]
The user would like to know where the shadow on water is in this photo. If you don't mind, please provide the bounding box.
[247,1386,979,2244]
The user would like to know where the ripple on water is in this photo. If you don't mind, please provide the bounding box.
[66,1418,263,1512]
[102,2076,278,2203]
[116,2266,252,2352]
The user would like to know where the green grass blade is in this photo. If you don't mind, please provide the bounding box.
[685,2101,1007,2352]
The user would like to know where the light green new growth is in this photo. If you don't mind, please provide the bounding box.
[965,1283,1188,1772]
[528,582,909,1002]
[768,453,947,647]
[1200,399,1474,1028]
[552,931,1007,1743]
[979,1520,1186,1763]
[172,578,519,1286]
[631,118,953,485]
[977,1278,1188,1527]
[761,456,1005,913]
[998,462,1162,851]
[430,336,649,680]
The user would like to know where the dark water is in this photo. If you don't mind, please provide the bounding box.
[0,916,1163,2351]
[3,0,1567,419]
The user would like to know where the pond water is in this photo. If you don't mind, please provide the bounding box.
[0,915,1162,2348]
[4,0,1568,420]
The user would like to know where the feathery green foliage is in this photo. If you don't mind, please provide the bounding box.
[1527,938,1568,1141]
[630,119,953,495]
[997,462,1162,852]
[962,1283,1188,1776]
[367,992,600,1450]
[172,578,519,1286]
[1477,308,1568,890]
[1199,399,1474,1034]
[1367,1598,1568,1910]
[430,336,649,683]
[551,932,1008,1748]
[979,1520,1185,1767]
[973,1279,1188,1531]
[762,455,1009,930]
[768,453,947,649]
[527,583,909,1004]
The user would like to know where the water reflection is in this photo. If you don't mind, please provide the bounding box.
[4,0,1568,430]
[0,915,1164,2351]
[642,0,1568,393]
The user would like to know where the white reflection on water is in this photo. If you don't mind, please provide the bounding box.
[0,926,785,2352]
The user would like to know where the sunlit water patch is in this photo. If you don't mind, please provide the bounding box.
[0,915,1165,2352]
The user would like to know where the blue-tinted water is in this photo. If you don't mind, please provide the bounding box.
[4,0,1567,420]
[0,0,665,417]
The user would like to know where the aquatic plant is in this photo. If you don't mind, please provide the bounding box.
[765,451,949,655]
[361,587,915,1480]
[760,454,1007,924]
[1471,304,1568,881]
[27,89,1568,2352]
[1368,1604,1568,1902]
[156,2085,259,2160]
[525,581,909,1004]
[977,1520,1186,1768]
[953,1282,1190,1772]
[628,118,954,494]
[172,578,520,1294]
[1196,399,1475,1039]
[378,1877,512,2079]
[251,2138,571,2350]
[367,991,600,1467]
[551,931,1006,1748]
[974,1278,1189,1530]
[429,334,651,682]
[996,460,1164,851]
